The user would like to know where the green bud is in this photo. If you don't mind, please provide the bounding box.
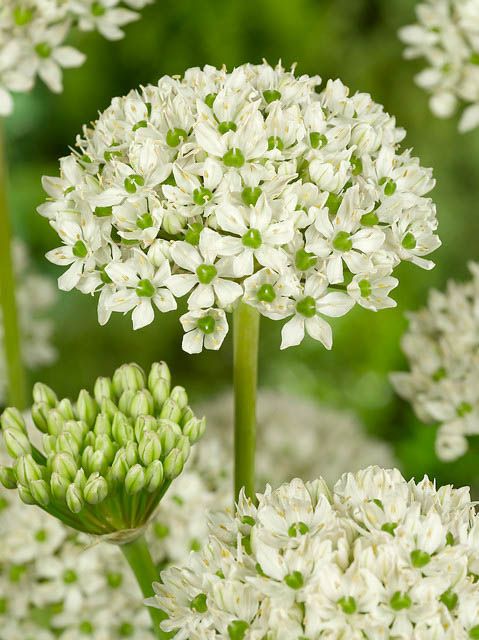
[148,362,171,389]
[125,442,138,467]
[181,406,194,426]
[163,449,184,480]
[33,382,57,408]
[84,473,108,505]
[176,435,191,460]
[55,432,80,457]
[66,483,84,513]
[129,389,155,420]
[158,420,182,456]
[0,466,17,490]
[170,386,188,410]
[30,479,50,507]
[3,429,31,459]
[125,464,146,495]
[77,390,98,428]
[83,430,95,449]
[42,434,55,456]
[94,434,116,463]
[151,379,170,409]
[139,432,162,466]
[89,450,108,475]
[0,408,26,433]
[74,469,87,490]
[113,363,146,396]
[110,450,130,484]
[64,419,88,444]
[112,413,135,446]
[160,398,182,423]
[183,417,206,444]
[50,472,69,500]
[144,460,164,492]
[18,483,36,505]
[101,398,119,420]
[57,398,75,421]
[163,212,186,235]
[46,409,65,436]
[94,377,114,404]
[134,415,158,442]
[15,455,42,485]
[31,403,49,433]
[94,413,112,437]
[118,390,135,415]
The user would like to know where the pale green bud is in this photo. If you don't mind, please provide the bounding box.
[149,362,171,388]
[18,483,36,505]
[81,446,94,474]
[55,432,80,457]
[0,408,26,433]
[50,472,69,500]
[134,415,158,442]
[160,398,181,423]
[101,398,119,420]
[31,403,49,433]
[110,450,130,484]
[125,464,146,495]
[129,389,154,420]
[118,390,135,416]
[52,453,78,481]
[83,431,95,448]
[63,420,88,447]
[33,382,57,408]
[183,417,206,444]
[15,455,42,484]
[170,386,188,410]
[112,413,134,446]
[46,409,65,436]
[181,406,194,426]
[144,460,164,492]
[0,466,17,489]
[125,442,138,467]
[139,431,162,466]
[163,212,186,235]
[94,413,112,437]
[113,363,146,396]
[77,390,98,428]
[3,429,31,459]
[57,398,75,421]
[163,448,185,480]
[94,376,114,404]
[42,434,55,456]
[84,473,108,505]
[94,434,116,463]
[74,469,87,490]
[158,420,182,456]
[29,479,50,507]
[151,379,170,409]
[66,483,84,513]
[90,450,108,475]
[176,435,191,460]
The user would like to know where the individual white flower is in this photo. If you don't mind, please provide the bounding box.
[150,466,479,639]
[399,0,479,132]
[146,390,396,565]
[0,240,57,404]
[40,62,439,351]
[179,307,229,354]
[0,0,152,114]
[391,262,479,462]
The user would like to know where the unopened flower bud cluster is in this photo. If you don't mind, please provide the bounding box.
[0,240,57,404]
[152,466,479,639]
[391,262,479,462]
[0,0,152,115]
[39,62,439,352]
[399,0,479,132]
[0,362,205,536]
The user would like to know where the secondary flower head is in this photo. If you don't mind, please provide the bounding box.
[0,361,205,541]
[146,390,396,565]
[0,0,152,115]
[151,466,479,639]
[39,62,440,352]
[0,239,57,404]
[391,262,479,462]
[399,0,479,132]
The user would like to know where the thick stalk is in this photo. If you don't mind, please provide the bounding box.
[0,121,27,408]
[233,301,260,500]
[121,534,170,639]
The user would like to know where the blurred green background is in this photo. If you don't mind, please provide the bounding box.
[4,0,479,488]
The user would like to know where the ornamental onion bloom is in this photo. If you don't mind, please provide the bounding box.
[399,0,479,132]
[146,390,396,565]
[39,62,440,352]
[0,361,205,540]
[391,263,479,462]
[150,466,479,639]
[0,240,57,404]
[0,0,152,115]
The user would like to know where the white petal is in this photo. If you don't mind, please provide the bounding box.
[167,274,197,297]
[459,104,479,133]
[213,279,242,307]
[305,316,333,349]
[316,291,354,317]
[188,284,215,309]
[132,299,155,329]
[280,315,305,349]
[182,329,204,354]
[170,241,201,272]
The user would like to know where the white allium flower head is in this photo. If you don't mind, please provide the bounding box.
[399,0,479,132]
[0,240,57,404]
[0,0,152,115]
[150,466,479,639]
[391,262,479,462]
[39,62,440,352]
[146,390,396,565]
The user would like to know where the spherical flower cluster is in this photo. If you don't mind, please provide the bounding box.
[399,0,479,132]
[0,239,57,404]
[0,361,205,539]
[0,0,151,115]
[151,466,479,639]
[39,62,440,352]
[146,390,396,565]
[391,262,479,462]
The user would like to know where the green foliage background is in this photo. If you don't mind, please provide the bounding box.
[5,0,479,488]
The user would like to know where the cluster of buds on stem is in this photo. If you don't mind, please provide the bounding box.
[0,362,205,541]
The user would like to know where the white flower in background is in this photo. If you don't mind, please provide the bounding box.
[391,262,479,462]
[399,0,479,132]
[0,0,152,115]
[151,466,479,639]
[39,62,439,352]
[145,389,396,564]
[0,240,57,404]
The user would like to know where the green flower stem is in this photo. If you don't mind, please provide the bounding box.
[121,534,170,639]
[0,121,27,409]
[233,301,260,500]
